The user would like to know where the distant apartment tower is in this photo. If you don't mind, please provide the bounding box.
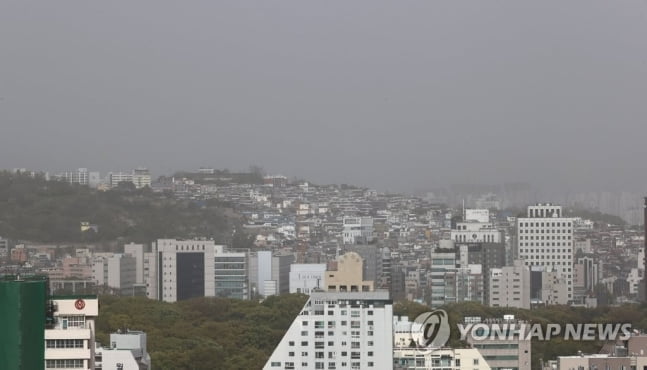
[516,203,574,303]
[289,264,327,294]
[56,168,100,187]
[342,216,374,244]
[107,168,151,189]
[444,264,484,304]
[488,260,531,309]
[132,167,151,189]
[248,251,294,298]
[262,291,393,370]
[145,239,217,302]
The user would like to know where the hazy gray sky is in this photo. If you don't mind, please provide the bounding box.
[1,1,646,193]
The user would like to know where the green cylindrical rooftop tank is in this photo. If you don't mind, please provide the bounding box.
[0,275,47,370]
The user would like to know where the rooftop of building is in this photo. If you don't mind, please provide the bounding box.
[310,290,390,301]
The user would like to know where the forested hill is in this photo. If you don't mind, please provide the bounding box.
[0,172,235,243]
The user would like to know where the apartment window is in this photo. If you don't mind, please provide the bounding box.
[60,315,85,328]
[270,362,281,367]
[45,359,84,369]
[289,352,294,357]
[302,352,308,356]
[285,362,295,370]
[46,339,84,349]
[289,341,295,346]
[301,331,308,336]
[301,341,308,346]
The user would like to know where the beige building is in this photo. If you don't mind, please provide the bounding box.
[394,348,491,370]
[488,260,531,309]
[325,252,374,292]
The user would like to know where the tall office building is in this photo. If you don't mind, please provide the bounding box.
[145,239,217,302]
[430,251,456,308]
[263,291,393,370]
[214,246,249,299]
[516,203,574,304]
[249,251,294,298]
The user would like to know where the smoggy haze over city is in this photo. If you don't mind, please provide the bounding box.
[1,1,646,194]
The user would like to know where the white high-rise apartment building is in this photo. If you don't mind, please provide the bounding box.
[263,291,393,370]
[45,296,99,370]
[517,203,574,303]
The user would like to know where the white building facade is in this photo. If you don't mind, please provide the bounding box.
[45,296,99,370]
[516,203,574,304]
[263,291,393,370]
